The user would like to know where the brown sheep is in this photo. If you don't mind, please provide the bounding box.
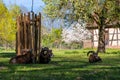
[9,49,33,64]
[39,47,53,64]
[87,51,102,63]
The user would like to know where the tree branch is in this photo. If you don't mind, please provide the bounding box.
[90,13,100,26]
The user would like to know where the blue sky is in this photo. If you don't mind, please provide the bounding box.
[2,0,61,28]
[3,0,45,13]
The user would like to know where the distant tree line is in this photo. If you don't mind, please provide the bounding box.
[0,0,20,50]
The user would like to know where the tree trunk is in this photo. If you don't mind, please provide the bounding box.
[97,25,105,53]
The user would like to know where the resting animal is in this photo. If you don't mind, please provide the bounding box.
[87,51,102,63]
[39,47,53,63]
[9,49,33,64]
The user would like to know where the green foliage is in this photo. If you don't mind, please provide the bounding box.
[42,27,62,48]
[41,27,83,49]
[0,49,120,80]
[0,2,21,48]
[42,0,120,53]
[42,0,120,23]
[0,0,7,19]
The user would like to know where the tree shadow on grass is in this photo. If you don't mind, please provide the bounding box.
[1,63,120,80]
[0,51,120,80]
[0,60,92,80]
[50,60,90,68]
[0,52,16,58]
[64,51,80,54]
[106,51,120,54]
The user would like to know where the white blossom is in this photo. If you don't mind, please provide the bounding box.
[62,20,92,43]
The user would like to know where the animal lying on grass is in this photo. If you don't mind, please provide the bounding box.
[39,47,53,64]
[87,51,102,63]
[9,49,33,64]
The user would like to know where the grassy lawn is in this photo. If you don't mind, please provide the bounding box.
[0,49,120,80]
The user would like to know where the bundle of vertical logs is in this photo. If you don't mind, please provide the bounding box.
[16,12,41,63]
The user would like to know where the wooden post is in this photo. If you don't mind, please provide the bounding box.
[16,12,42,63]
[16,16,21,55]
[38,13,41,63]
[34,14,38,61]
[23,13,27,49]
[20,13,24,50]
[39,13,41,52]
[16,32,18,54]
[31,12,36,63]
[27,12,31,49]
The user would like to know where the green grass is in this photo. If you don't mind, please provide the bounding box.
[0,49,120,80]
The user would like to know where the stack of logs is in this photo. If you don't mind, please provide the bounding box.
[16,12,41,63]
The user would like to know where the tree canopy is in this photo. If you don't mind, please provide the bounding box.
[43,0,119,23]
[42,0,120,52]
[0,0,21,48]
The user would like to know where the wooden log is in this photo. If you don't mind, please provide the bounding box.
[39,13,41,52]
[38,13,41,62]
[26,13,28,49]
[16,16,21,55]
[27,12,31,49]
[16,12,42,63]
[34,14,38,59]
[31,12,36,63]
[16,32,18,54]
[24,13,27,49]
[36,15,39,62]
[31,12,34,52]
[20,13,24,51]
[36,14,40,62]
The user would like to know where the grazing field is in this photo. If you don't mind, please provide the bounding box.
[0,49,120,80]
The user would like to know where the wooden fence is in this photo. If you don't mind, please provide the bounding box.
[16,12,41,63]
